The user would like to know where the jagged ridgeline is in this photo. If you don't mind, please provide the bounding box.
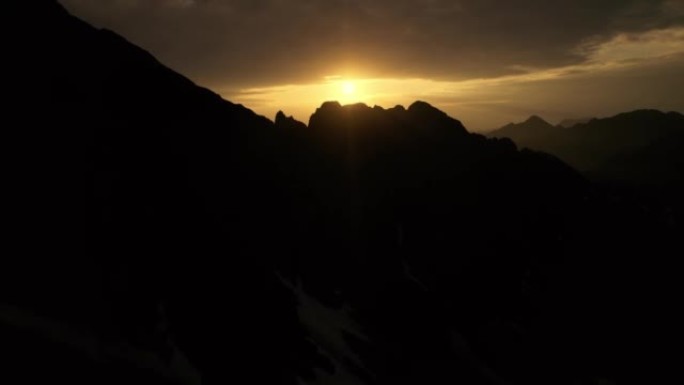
[3,1,681,385]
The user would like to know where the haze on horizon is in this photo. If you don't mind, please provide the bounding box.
[61,0,684,131]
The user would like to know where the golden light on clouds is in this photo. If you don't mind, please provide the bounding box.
[62,0,684,132]
[581,26,684,64]
[228,26,684,131]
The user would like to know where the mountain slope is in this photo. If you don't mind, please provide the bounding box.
[7,2,313,384]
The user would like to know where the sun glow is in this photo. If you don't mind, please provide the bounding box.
[342,81,356,95]
[230,26,684,130]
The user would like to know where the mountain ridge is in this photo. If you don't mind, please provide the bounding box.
[488,109,684,186]
[5,2,682,385]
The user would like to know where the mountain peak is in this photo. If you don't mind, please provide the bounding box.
[275,110,306,129]
[525,115,551,126]
[407,101,468,134]
[489,114,555,139]
[306,100,468,136]
[508,115,554,130]
[408,100,441,114]
[319,101,343,110]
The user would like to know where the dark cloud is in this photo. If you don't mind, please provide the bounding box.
[61,0,682,89]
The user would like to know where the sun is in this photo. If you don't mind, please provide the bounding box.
[341,81,356,96]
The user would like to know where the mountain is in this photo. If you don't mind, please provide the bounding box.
[487,115,556,145]
[5,2,682,385]
[7,2,307,384]
[275,110,307,130]
[488,110,684,189]
[494,115,555,133]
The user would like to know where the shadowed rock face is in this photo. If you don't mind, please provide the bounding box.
[4,2,683,385]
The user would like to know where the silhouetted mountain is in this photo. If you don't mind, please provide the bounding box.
[5,2,682,385]
[275,111,307,130]
[488,115,556,144]
[489,110,684,188]
[7,1,309,384]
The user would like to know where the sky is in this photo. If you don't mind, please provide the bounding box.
[61,0,684,131]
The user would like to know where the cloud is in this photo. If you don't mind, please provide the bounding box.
[60,0,683,86]
[583,27,684,63]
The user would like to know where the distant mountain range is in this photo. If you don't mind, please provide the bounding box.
[4,2,682,385]
[489,111,684,188]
